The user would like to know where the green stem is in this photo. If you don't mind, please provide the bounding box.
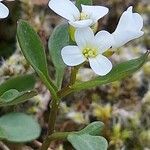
[57,86,73,99]
[55,69,64,89]
[40,98,59,150]
[41,75,58,100]
[69,66,78,86]
[57,65,82,99]
[40,132,73,150]
[47,98,59,135]
[40,65,83,149]
[69,64,83,86]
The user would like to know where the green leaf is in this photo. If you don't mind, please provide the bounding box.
[17,20,58,99]
[0,89,37,107]
[67,122,107,150]
[76,0,92,10]
[0,74,36,95]
[17,20,49,81]
[48,24,69,88]
[68,134,108,150]
[72,52,149,92]
[0,126,7,140]
[0,89,19,102]
[0,112,41,142]
[78,121,104,136]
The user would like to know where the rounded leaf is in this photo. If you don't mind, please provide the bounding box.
[0,89,19,102]
[48,24,69,88]
[0,113,41,142]
[68,133,108,150]
[0,90,37,107]
[78,121,104,136]
[0,74,36,95]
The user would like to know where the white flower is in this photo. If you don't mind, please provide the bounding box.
[48,0,109,28]
[61,27,113,76]
[61,6,144,76]
[111,6,144,48]
[0,0,9,19]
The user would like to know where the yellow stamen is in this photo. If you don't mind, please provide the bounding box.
[80,12,89,20]
[82,47,98,58]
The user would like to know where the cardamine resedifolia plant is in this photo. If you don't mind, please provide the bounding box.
[0,0,149,150]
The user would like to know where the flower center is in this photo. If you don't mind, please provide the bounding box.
[80,12,89,20]
[82,47,98,58]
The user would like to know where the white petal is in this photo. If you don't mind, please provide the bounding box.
[75,27,95,49]
[69,19,93,28]
[61,46,86,66]
[114,6,133,32]
[89,54,112,76]
[81,4,109,22]
[48,0,80,21]
[112,6,144,48]
[112,30,144,48]
[114,6,143,32]
[133,13,143,30]
[95,30,113,53]
[0,2,9,19]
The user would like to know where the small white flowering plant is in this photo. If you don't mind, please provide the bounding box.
[0,0,149,150]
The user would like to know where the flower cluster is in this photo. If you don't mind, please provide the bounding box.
[49,0,144,76]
